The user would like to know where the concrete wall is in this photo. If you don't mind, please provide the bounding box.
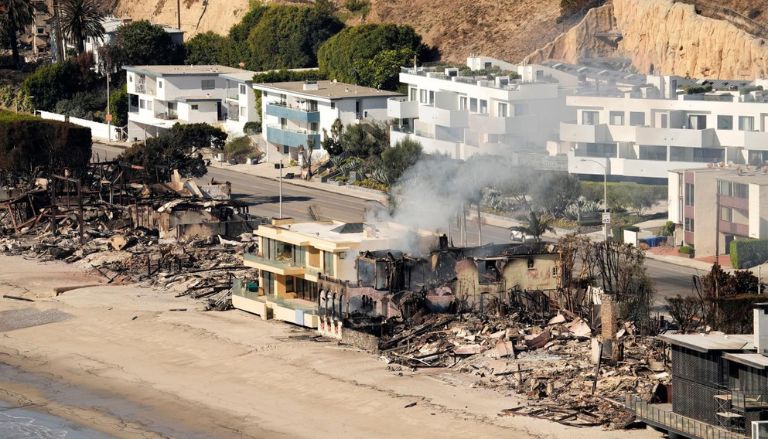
[37,111,124,142]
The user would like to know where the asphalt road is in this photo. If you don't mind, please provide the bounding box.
[91,142,696,302]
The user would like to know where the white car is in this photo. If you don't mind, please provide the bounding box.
[510,230,535,243]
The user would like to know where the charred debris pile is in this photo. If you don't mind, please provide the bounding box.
[350,242,669,429]
[0,162,266,310]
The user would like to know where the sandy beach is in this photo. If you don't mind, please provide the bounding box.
[0,255,664,438]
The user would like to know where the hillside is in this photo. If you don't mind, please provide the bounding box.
[111,0,768,78]
[525,0,768,79]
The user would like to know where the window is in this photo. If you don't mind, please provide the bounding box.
[280,117,287,128]
[749,151,768,165]
[721,207,733,222]
[201,79,215,90]
[239,84,246,95]
[419,89,427,104]
[308,100,318,111]
[735,183,749,199]
[139,99,146,110]
[629,112,646,126]
[581,111,599,125]
[240,106,246,116]
[719,180,733,197]
[575,143,616,158]
[191,104,199,110]
[459,96,468,110]
[262,271,274,296]
[157,80,163,89]
[479,99,488,114]
[670,146,724,163]
[323,251,334,276]
[639,145,667,161]
[685,183,694,206]
[310,122,318,132]
[428,91,434,105]
[128,74,133,83]
[609,111,624,126]
[498,102,508,118]
[739,116,755,131]
[293,246,306,266]
[684,218,695,232]
[718,115,733,130]
[409,88,417,101]
[551,266,559,277]
[330,102,335,109]
[687,114,706,130]
[469,98,478,113]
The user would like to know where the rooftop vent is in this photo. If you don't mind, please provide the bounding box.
[303,81,319,91]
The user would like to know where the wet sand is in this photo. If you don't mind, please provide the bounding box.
[0,255,663,438]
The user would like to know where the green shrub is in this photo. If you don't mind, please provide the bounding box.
[224,136,256,162]
[243,121,262,135]
[730,239,768,269]
[660,220,676,237]
[108,86,129,126]
[679,245,694,255]
[0,110,91,174]
[23,60,94,110]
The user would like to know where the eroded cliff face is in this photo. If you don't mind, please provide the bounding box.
[113,0,251,38]
[526,0,768,79]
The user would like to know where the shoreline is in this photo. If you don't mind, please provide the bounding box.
[0,255,662,438]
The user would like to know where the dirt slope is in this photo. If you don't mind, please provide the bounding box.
[111,0,768,77]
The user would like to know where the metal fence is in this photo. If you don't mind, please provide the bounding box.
[626,395,747,439]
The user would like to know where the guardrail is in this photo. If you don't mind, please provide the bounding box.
[626,395,747,439]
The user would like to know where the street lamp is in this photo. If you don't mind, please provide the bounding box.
[581,159,609,242]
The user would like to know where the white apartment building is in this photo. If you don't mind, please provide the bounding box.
[561,76,768,183]
[253,80,400,162]
[124,65,258,141]
[387,58,577,160]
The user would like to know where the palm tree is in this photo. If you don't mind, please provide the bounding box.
[2,0,34,69]
[59,0,104,55]
[510,210,555,242]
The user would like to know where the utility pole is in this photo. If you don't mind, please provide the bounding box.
[106,63,111,142]
[53,0,64,62]
[278,159,283,219]
[177,0,181,30]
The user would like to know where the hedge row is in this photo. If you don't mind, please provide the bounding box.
[730,239,768,269]
[0,110,91,174]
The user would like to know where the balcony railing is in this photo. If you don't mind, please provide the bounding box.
[626,395,746,439]
[243,253,305,276]
[135,83,155,95]
[155,111,178,120]
[266,125,321,149]
[266,103,320,123]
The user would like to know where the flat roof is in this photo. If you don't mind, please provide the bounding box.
[123,65,254,77]
[253,81,402,101]
[659,333,753,353]
[723,353,768,369]
[669,166,768,185]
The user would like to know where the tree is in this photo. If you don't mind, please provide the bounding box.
[381,137,422,182]
[59,0,105,54]
[247,4,343,70]
[105,20,183,68]
[340,121,388,158]
[184,31,228,65]
[511,210,555,242]
[355,48,414,90]
[667,295,701,334]
[3,0,34,69]
[321,118,343,156]
[531,172,581,218]
[119,123,226,182]
[317,24,428,88]
[22,59,91,110]
[169,123,227,150]
[108,86,128,126]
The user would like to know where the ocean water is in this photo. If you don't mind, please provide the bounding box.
[0,401,110,439]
